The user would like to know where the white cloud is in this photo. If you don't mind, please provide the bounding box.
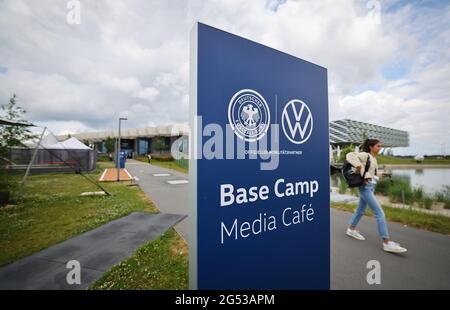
[0,0,448,155]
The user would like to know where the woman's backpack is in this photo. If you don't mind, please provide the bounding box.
[342,154,371,188]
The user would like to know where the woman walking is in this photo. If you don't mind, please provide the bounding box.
[345,139,407,253]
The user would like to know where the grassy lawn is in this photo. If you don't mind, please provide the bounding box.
[332,202,450,235]
[151,160,188,174]
[377,155,450,165]
[89,228,188,290]
[135,157,188,174]
[0,162,158,266]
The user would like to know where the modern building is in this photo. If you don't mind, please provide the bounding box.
[59,124,189,158]
[329,119,409,161]
[60,119,408,159]
[329,119,409,148]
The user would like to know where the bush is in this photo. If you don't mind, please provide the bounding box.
[338,179,347,194]
[150,153,173,161]
[375,177,391,196]
[98,155,112,162]
[444,201,450,210]
[337,145,355,163]
[413,187,424,201]
[423,197,433,210]
[386,177,413,204]
[434,187,450,209]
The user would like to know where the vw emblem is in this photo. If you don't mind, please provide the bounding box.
[281,99,313,144]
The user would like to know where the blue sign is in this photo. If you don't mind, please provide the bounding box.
[189,23,330,289]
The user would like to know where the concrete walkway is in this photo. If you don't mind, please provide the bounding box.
[126,160,189,241]
[0,212,185,290]
[126,160,450,289]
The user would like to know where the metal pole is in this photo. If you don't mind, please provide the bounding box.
[22,127,47,185]
[117,119,121,182]
[401,190,406,210]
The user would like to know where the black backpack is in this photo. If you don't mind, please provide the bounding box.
[342,154,371,188]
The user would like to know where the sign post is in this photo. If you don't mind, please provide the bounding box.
[189,22,330,289]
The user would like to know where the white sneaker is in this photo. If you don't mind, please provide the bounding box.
[383,241,407,253]
[346,228,366,241]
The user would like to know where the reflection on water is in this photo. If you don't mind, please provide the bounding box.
[391,168,449,195]
[330,168,450,196]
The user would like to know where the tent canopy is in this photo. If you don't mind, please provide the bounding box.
[27,135,92,150]
[57,137,91,150]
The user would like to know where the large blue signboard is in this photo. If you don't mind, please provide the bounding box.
[189,23,330,289]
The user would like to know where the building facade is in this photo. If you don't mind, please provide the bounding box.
[61,120,408,159]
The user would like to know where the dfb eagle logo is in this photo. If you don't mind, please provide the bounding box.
[228,89,270,142]
[241,104,260,127]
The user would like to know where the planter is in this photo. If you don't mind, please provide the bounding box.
[0,191,10,206]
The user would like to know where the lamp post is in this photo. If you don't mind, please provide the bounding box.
[117,117,128,181]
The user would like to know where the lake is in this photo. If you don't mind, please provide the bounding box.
[391,168,450,195]
[330,167,450,196]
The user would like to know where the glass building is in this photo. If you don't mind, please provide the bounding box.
[330,119,409,148]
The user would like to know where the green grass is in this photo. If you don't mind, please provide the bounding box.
[0,162,158,266]
[136,157,188,174]
[150,160,188,174]
[89,228,188,290]
[332,202,450,235]
[375,177,450,209]
[377,155,450,165]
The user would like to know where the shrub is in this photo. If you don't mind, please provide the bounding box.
[349,187,359,197]
[98,155,112,162]
[423,197,433,210]
[444,201,450,210]
[150,153,173,161]
[338,179,347,194]
[375,177,391,196]
[386,177,413,204]
[434,187,450,209]
[337,145,355,163]
[413,187,424,201]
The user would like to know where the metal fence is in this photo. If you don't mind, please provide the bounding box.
[6,148,97,173]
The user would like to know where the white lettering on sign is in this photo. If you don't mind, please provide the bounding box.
[220,178,319,207]
[220,204,315,244]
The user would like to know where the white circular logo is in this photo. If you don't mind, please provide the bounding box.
[228,89,270,142]
[281,99,313,144]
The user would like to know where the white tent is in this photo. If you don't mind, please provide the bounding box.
[27,135,91,150]
[52,137,91,150]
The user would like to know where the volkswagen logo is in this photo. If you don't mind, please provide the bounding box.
[281,99,313,144]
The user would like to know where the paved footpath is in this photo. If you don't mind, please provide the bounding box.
[127,160,450,289]
[126,160,189,241]
[0,212,185,289]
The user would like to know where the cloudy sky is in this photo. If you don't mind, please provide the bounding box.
[0,0,449,155]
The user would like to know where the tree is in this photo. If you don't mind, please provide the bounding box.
[0,94,34,202]
[1,94,35,162]
[104,136,115,154]
[337,144,355,163]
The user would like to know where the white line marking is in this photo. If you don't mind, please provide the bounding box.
[99,169,107,181]
[124,169,133,179]
[167,180,189,185]
[153,173,171,177]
